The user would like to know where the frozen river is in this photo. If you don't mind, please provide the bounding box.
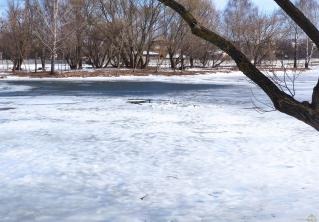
[0,71,318,222]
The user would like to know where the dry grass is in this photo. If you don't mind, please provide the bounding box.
[7,67,308,78]
[10,68,232,78]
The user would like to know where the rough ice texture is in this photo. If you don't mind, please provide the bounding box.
[0,69,318,222]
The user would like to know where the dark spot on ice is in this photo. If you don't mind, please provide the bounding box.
[285,165,294,168]
[128,99,152,105]
[208,191,223,198]
[0,107,15,111]
[140,194,148,200]
[167,176,179,180]
[127,99,173,105]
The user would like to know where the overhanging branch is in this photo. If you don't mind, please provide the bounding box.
[157,0,319,131]
[273,0,319,109]
[158,0,285,100]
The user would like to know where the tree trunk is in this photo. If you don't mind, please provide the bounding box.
[190,57,194,68]
[35,57,37,73]
[50,0,58,75]
[69,64,77,70]
[305,60,309,69]
[313,80,319,109]
[51,53,55,74]
[294,31,298,69]
[305,37,309,69]
[180,51,185,70]
[41,48,46,71]
[12,58,23,71]
[169,53,176,70]
[41,57,45,71]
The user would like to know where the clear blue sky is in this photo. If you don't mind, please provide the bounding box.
[213,0,279,13]
[0,0,6,7]
[0,0,7,14]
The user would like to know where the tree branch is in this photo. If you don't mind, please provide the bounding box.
[158,0,319,131]
[273,0,319,109]
[313,80,319,109]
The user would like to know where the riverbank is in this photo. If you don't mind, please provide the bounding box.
[0,66,309,79]
[8,68,227,78]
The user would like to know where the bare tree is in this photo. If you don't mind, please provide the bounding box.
[224,0,281,66]
[30,0,76,74]
[160,1,187,70]
[280,7,302,68]
[224,0,257,51]
[297,0,319,68]
[1,1,32,71]
[183,0,220,68]
[62,0,91,70]
[159,0,217,70]
[95,0,127,69]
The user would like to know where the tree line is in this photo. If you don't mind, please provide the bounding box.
[0,0,318,74]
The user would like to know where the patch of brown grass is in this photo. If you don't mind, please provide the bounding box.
[11,68,231,78]
[8,66,307,78]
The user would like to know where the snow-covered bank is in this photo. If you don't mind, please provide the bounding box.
[0,69,318,222]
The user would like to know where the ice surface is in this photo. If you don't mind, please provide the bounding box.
[0,69,319,222]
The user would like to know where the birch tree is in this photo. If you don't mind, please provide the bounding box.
[297,0,319,68]
[31,0,75,74]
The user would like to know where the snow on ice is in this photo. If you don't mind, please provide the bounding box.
[0,69,318,222]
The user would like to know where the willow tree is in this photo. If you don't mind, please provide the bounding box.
[158,0,319,131]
